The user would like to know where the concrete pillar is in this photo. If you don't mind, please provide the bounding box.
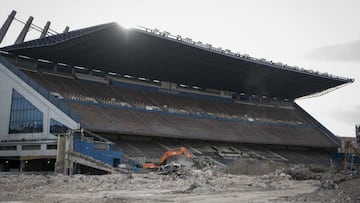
[65,132,74,175]
[20,160,25,172]
[55,131,75,175]
[55,134,66,174]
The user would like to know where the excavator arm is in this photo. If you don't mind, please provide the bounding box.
[143,147,192,169]
[158,147,192,165]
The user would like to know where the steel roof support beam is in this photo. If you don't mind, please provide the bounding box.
[15,16,33,44]
[0,10,17,45]
[40,21,51,39]
[63,26,69,33]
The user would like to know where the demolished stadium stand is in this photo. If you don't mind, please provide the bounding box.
[0,19,354,172]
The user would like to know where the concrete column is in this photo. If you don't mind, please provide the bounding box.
[66,132,74,175]
[55,134,66,174]
[20,160,25,172]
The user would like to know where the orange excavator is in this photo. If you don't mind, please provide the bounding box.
[143,147,192,169]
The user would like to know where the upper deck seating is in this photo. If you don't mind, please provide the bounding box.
[21,69,336,147]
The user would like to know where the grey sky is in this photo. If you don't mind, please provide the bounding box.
[1,0,359,137]
[307,39,360,62]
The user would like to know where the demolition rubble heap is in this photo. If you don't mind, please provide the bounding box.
[1,158,359,203]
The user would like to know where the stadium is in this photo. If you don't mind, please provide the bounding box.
[0,11,354,173]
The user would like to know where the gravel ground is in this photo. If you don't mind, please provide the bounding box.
[0,171,317,203]
[0,161,358,203]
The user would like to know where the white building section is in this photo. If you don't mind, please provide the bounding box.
[0,60,79,158]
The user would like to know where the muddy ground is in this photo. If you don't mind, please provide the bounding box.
[0,158,359,203]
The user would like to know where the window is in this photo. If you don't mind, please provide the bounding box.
[9,89,43,134]
[50,119,69,134]
[21,145,41,150]
[0,146,17,151]
[46,144,57,150]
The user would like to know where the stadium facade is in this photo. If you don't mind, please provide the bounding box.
[0,21,354,172]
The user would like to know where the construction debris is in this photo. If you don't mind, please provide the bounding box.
[0,160,359,202]
[224,158,287,175]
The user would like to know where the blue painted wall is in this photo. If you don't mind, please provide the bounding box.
[74,137,121,166]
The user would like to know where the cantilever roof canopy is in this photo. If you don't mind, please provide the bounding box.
[1,22,352,100]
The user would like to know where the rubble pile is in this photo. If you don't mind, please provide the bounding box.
[192,156,218,171]
[0,160,359,202]
[272,164,360,202]
[224,158,287,175]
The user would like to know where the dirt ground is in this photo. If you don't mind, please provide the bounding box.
[0,158,359,203]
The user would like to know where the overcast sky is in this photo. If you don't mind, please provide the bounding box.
[1,0,359,137]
